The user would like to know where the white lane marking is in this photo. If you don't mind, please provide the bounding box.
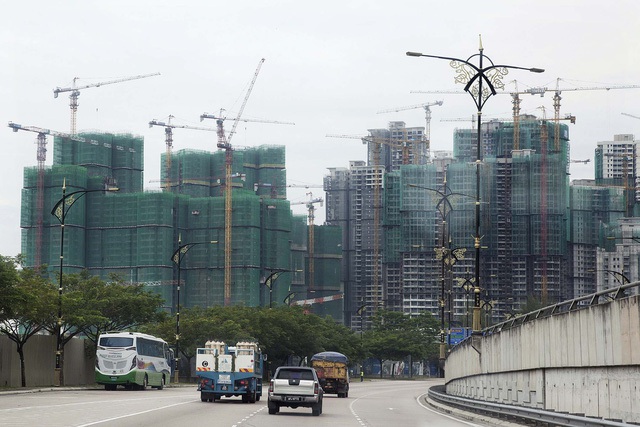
[75,400,198,426]
[416,392,482,427]
[1,395,193,413]
[232,405,266,426]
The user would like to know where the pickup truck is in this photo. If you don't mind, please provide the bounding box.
[267,366,323,416]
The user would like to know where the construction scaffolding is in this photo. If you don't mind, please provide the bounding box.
[20,134,319,313]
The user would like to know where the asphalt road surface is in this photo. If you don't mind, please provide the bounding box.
[0,380,495,427]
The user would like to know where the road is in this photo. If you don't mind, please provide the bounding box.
[0,380,493,427]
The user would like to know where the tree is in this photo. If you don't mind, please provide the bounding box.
[0,259,56,387]
[362,310,439,377]
[142,305,361,379]
[42,271,167,384]
[79,273,167,347]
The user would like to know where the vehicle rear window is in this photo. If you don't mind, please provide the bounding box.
[99,337,134,347]
[278,369,314,380]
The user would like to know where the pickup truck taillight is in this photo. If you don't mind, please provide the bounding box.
[269,380,274,393]
[314,382,319,394]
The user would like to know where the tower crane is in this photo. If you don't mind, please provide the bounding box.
[622,113,640,120]
[7,122,105,268]
[292,193,324,294]
[200,58,294,306]
[53,72,160,135]
[377,100,444,163]
[149,116,216,189]
[254,182,323,199]
[413,79,639,151]
[202,58,264,307]
[326,133,402,313]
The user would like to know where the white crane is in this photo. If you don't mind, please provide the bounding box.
[54,72,160,135]
[377,100,443,163]
[149,116,217,189]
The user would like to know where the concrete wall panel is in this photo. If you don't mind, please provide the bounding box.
[445,295,640,424]
[0,335,95,387]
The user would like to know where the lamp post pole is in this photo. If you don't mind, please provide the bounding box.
[408,182,469,375]
[407,36,544,333]
[171,238,217,383]
[261,269,301,308]
[51,179,118,386]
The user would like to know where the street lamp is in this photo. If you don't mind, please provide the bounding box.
[407,36,544,333]
[171,237,217,383]
[408,182,469,376]
[588,268,630,286]
[51,179,119,386]
[261,269,303,308]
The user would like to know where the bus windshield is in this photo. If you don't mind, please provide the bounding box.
[99,337,134,348]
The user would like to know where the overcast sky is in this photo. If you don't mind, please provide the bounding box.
[2,1,639,257]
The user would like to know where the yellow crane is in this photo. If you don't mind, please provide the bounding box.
[377,100,443,163]
[292,193,324,293]
[149,116,217,189]
[200,59,294,306]
[414,79,639,151]
[54,73,160,135]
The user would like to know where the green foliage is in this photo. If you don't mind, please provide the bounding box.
[0,260,56,386]
[142,305,362,370]
[362,310,439,368]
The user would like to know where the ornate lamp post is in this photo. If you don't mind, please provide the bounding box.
[171,237,217,383]
[407,36,544,333]
[409,182,470,375]
[51,179,119,386]
[261,269,303,308]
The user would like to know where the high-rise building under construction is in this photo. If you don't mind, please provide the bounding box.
[20,132,343,320]
[326,117,578,327]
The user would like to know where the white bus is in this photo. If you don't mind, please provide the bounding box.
[95,331,173,390]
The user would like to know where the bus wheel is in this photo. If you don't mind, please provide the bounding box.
[140,375,148,390]
[105,384,117,391]
[157,376,165,390]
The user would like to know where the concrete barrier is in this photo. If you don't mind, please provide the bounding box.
[445,294,640,423]
[0,335,95,387]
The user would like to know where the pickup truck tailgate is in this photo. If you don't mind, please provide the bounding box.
[272,378,315,395]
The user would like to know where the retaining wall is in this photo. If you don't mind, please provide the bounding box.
[445,295,640,423]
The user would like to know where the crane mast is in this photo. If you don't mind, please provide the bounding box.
[327,133,403,313]
[8,122,98,267]
[377,100,443,163]
[54,72,160,135]
[201,58,266,306]
[292,193,324,293]
[149,116,216,189]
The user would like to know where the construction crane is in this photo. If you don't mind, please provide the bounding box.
[377,100,443,163]
[570,159,591,164]
[53,73,160,135]
[622,113,640,120]
[149,116,216,189]
[326,133,401,312]
[292,193,324,294]
[414,78,639,151]
[253,182,323,199]
[7,122,105,267]
[200,58,294,306]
